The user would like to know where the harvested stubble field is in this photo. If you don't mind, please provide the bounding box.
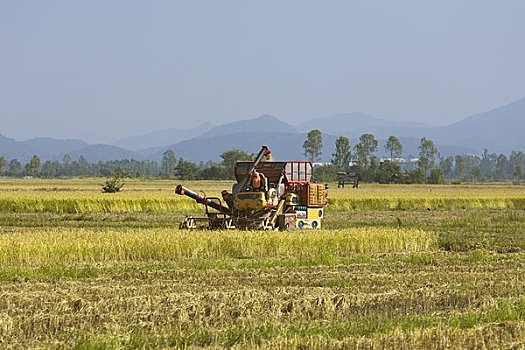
[1,179,525,349]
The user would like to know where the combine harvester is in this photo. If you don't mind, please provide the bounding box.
[175,146,328,230]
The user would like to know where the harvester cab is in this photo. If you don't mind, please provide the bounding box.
[175,145,328,230]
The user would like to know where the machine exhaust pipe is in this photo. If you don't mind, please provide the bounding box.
[175,185,231,215]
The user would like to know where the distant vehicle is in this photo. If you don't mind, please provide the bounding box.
[337,172,359,188]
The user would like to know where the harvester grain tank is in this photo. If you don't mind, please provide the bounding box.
[175,146,328,230]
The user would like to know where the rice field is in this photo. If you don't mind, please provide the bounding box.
[1,178,525,349]
[2,179,525,213]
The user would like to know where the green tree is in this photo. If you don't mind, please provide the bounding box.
[199,163,227,180]
[368,156,380,180]
[331,136,351,169]
[439,156,454,179]
[161,150,177,178]
[0,156,6,175]
[514,164,523,180]
[469,166,482,181]
[375,160,401,184]
[303,129,323,162]
[313,163,340,182]
[40,160,60,178]
[62,154,73,177]
[7,159,22,177]
[101,170,126,193]
[404,169,425,184]
[77,155,90,174]
[457,155,481,181]
[354,133,378,169]
[455,155,465,180]
[354,133,378,181]
[384,136,403,161]
[417,138,439,182]
[510,151,525,181]
[220,149,253,179]
[429,167,444,184]
[175,158,200,180]
[480,149,496,180]
[25,155,41,177]
[494,154,509,180]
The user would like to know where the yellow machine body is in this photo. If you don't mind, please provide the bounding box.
[234,191,267,211]
[295,218,322,229]
[285,193,299,206]
[293,206,323,230]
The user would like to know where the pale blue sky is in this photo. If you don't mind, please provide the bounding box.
[1,1,524,142]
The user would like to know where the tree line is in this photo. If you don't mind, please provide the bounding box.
[1,132,524,183]
[302,129,525,184]
[0,149,253,180]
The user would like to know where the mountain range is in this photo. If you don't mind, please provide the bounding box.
[113,122,215,151]
[1,97,524,163]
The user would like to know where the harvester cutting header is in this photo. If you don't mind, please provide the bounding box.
[175,146,328,230]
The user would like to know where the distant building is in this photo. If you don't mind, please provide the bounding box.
[313,162,331,167]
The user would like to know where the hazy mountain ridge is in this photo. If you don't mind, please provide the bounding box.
[68,145,144,162]
[0,134,36,161]
[141,97,525,160]
[295,112,430,135]
[0,134,143,162]
[24,138,89,157]
[429,97,525,153]
[199,114,298,139]
[1,97,524,162]
[292,98,525,155]
[148,131,312,163]
[113,122,215,151]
